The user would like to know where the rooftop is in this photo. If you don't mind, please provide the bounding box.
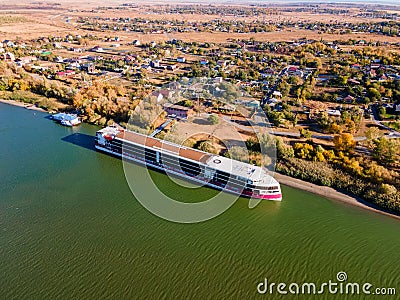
[52,113,79,121]
[163,103,192,111]
[119,130,209,162]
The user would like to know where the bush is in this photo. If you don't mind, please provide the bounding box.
[9,91,37,103]
[208,114,219,125]
[380,184,397,195]
[197,140,219,155]
[299,128,312,139]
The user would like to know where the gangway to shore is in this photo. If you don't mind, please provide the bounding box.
[150,119,172,137]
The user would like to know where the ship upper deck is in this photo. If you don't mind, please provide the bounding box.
[117,129,212,163]
[97,125,278,186]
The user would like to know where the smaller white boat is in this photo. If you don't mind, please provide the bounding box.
[52,113,81,126]
[60,119,81,127]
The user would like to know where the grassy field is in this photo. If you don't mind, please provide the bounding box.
[0,15,27,25]
[388,121,400,131]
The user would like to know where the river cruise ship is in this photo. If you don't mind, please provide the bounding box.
[95,125,282,200]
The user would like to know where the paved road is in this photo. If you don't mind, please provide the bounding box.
[31,74,44,82]
[102,74,123,82]
[150,119,172,137]
[260,67,287,107]
[270,131,369,141]
[222,115,373,142]
[370,105,400,139]
[371,105,397,131]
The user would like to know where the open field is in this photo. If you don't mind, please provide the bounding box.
[0,22,71,37]
[0,22,398,44]
[0,1,399,42]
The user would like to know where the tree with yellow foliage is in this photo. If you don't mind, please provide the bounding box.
[328,122,342,134]
[333,133,356,154]
[293,143,314,160]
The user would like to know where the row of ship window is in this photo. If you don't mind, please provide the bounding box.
[103,139,278,192]
[105,140,253,189]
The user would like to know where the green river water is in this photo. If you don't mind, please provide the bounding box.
[0,103,399,299]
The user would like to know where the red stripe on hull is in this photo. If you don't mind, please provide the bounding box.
[252,194,282,200]
[242,191,282,200]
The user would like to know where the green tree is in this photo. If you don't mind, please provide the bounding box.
[197,140,218,154]
[267,110,283,127]
[277,79,290,97]
[379,184,397,195]
[318,111,331,130]
[365,127,382,149]
[373,138,400,164]
[299,128,312,139]
[208,114,219,125]
[179,99,193,107]
[368,88,381,101]
[276,137,294,159]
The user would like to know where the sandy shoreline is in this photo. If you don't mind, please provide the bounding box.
[275,172,400,221]
[0,99,47,112]
[1,98,398,220]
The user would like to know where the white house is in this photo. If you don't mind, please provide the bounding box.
[267,98,280,107]
[287,66,304,77]
[3,40,14,47]
[216,60,228,68]
[15,56,37,66]
[327,109,341,117]
[91,46,104,52]
[245,100,260,108]
[273,91,282,98]
[152,89,174,102]
[2,52,15,61]
[150,60,161,68]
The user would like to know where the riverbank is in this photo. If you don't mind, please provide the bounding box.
[1,99,398,221]
[275,172,400,221]
[0,99,47,112]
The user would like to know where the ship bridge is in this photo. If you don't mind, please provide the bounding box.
[205,155,277,187]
